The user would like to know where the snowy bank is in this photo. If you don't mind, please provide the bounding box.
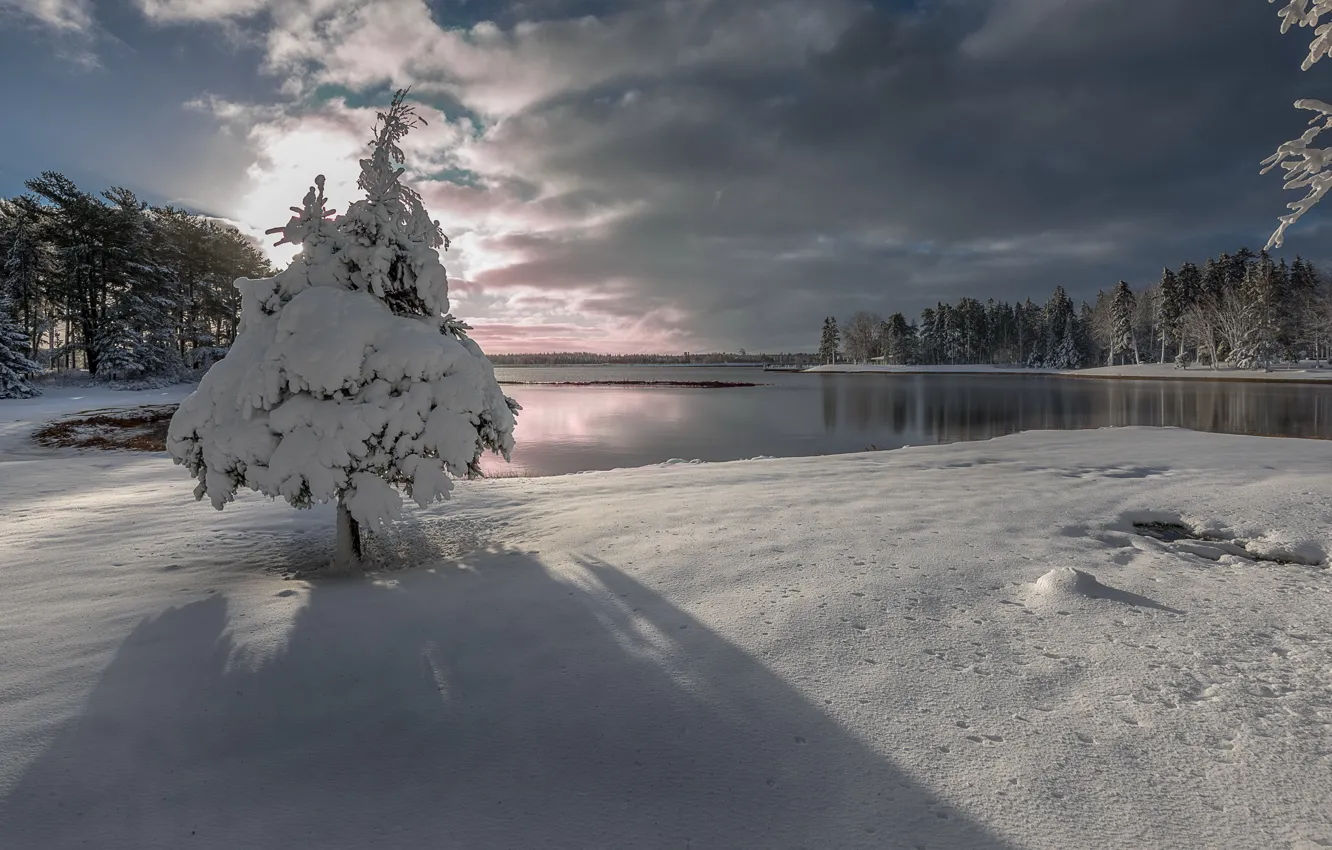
[807,362,1332,382]
[1073,363,1332,381]
[1,396,1331,848]
[806,363,1053,375]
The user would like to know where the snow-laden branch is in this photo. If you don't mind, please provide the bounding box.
[1272,0,1332,68]
[1263,1,1332,247]
[1261,99,1332,248]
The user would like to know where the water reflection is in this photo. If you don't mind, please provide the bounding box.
[483,370,1332,477]
[821,375,1332,443]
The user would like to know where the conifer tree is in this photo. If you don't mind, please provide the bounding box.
[1040,286,1076,368]
[1157,268,1185,364]
[818,317,840,364]
[1242,251,1282,369]
[1111,281,1140,365]
[1050,315,1082,370]
[1,204,48,361]
[1177,261,1202,306]
[0,293,40,398]
[167,91,517,571]
[1201,258,1228,302]
[883,312,915,364]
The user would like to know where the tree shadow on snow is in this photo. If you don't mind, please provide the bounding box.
[1,550,1016,850]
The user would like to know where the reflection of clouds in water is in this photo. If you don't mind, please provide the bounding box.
[480,386,691,475]
[507,387,690,442]
[482,371,1332,477]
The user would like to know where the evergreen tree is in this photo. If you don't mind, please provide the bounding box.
[1176,261,1202,307]
[1242,251,1281,369]
[955,297,987,364]
[1110,281,1140,365]
[1228,247,1256,290]
[167,91,518,572]
[883,312,916,364]
[1017,299,1044,367]
[1201,257,1228,302]
[1274,258,1298,358]
[1040,286,1076,368]
[94,188,183,382]
[1048,315,1083,369]
[818,317,840,364]
[1290,256,1320,293]
[919,307,939,363]
[0,202,49,361]
[0,292,40,398]
[1157,268,1184,363]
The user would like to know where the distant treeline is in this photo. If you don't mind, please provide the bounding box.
[820,248,1331,370]
[0,172,272,381]
[487,351,821,366]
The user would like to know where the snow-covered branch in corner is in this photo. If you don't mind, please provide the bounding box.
[1262,1,1332,248]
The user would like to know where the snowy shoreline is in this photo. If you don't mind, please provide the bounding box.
[2,391,1331,848]
[805,362,1332,383]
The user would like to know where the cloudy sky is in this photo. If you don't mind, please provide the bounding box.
[0,0,1325,353]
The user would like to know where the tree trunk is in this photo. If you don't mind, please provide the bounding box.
[334,498,363,572]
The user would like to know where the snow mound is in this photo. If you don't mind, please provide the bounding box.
[1242,534,1326,567]
[1030,567,1106,602]
[1027,567,1183,614]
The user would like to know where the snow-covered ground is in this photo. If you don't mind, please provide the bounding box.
[1076,363,1332,381]
[2,389,1331,849]
[808,362,1332,381]
[807,363,1054,375]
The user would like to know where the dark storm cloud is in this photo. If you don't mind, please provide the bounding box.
[458,0,1326,350]
[2,0,1326,351]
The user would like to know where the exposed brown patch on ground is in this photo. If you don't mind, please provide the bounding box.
[34,405,179,452]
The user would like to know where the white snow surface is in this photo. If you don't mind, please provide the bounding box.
[808,362,1332,381]
[3,391,1332,849]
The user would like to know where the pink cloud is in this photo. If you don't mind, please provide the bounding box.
[467,322,688,355]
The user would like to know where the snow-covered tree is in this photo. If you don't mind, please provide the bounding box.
[94,189,184,383]
[1110,281,1140,365]
[818,316,839,363]
[1,204,49,362]
[167,91,518,571]
[1048,316,1083,370]
[1039,286,1077,368]
[881,312,916,364]
[0,293,40,398]
[1241,251,1282,368]
[1157,268,1185,363]
[1263,1,1332,248]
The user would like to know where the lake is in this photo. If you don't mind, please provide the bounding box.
[482,366,1332,477]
